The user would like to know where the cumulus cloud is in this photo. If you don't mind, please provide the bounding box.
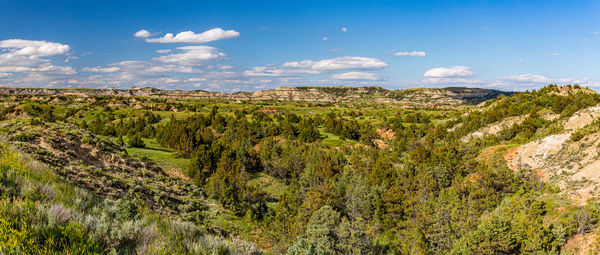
[65,56,78,63]
[501,74,551,83]
[245,56,388,77]
[112,60,203,73]
[134,29,151,38]
[78,60,203,85]
[153,46,225,65]
[0,63,75,74]
[243,66,320,77]
[464,74,600,91]
[322,36,329,41]
[0,39,76,86]
[420,77,486,86]
[145,28,240,43]
[156,49,172,54]
[495,74,599,88]
[341,27,348,32]
[0,39,70,57]
[424,66,476,78]
[393,51,427,57]
[82,66,121,73]
[187,77,207,82]
[75,42,233,89]
[331,72,385,81]
[71,60,210,89]
[282,56,388,71]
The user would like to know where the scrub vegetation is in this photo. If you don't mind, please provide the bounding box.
[2,84,600,254]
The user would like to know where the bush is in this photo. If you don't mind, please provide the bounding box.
[570,130,584,142]
[127,134,145,148]
[14,132,38,142]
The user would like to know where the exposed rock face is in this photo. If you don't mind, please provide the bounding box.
[504,105,600,205]
[0,86,513,107]
[388,87,514,107]
[461,115,526,142]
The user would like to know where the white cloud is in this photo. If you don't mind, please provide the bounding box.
[243,66,320,77]
[156,49,172,54]
[0,39,69,57]
[331,48,344,52]
[70,60,211,89]
[218,65,234,70]
[496,74,597,87]
[0,39,75,86]
[145,28,240,43]
[421,77,485,86]
[424,66,476,78]
[478,74,600,91]
[322,36,329,41]
[282,56,388,71]
[341,27,348,32]
[0,64,75,74]
[187,77,207,82]
[501,74,550,83]
[393,51,427,57]
[153,46,225,65]
[134,29,151,38]
[83,66,121,73]
[245,56,387,77]
[331,72,385,81]
[110,60,203,74]
[0,39,70,57]
[65,56,78,63]
[545,53,560,56]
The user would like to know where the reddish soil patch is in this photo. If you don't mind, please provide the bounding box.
[377,128,396,140]
[259,108,279,114]
[372,139,392,151]
[503,147,519,172]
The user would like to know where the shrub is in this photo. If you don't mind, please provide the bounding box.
[570,130,584,142]
[127,134,145,148]
[14,132,38,142]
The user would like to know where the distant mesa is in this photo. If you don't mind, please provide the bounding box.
[0,86,514,107]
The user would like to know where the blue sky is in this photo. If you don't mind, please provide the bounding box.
[0,0,599,91]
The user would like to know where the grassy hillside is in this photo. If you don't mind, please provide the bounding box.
[0,142,258,254]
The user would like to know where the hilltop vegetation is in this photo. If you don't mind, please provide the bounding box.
[0,85,512,107]
[1,84,600,254]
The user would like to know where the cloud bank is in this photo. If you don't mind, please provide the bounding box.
[144,28,240,43]
[394,51,427,57]
[424,66,476,78]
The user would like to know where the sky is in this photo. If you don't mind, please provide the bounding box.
[0,0,599,92]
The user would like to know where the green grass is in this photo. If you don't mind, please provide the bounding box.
[125,138,190,177]
[248,172,287,201]
[318,127,349,147]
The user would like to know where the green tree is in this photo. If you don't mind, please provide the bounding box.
[287,205,341,255]
[127,134,145,148]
